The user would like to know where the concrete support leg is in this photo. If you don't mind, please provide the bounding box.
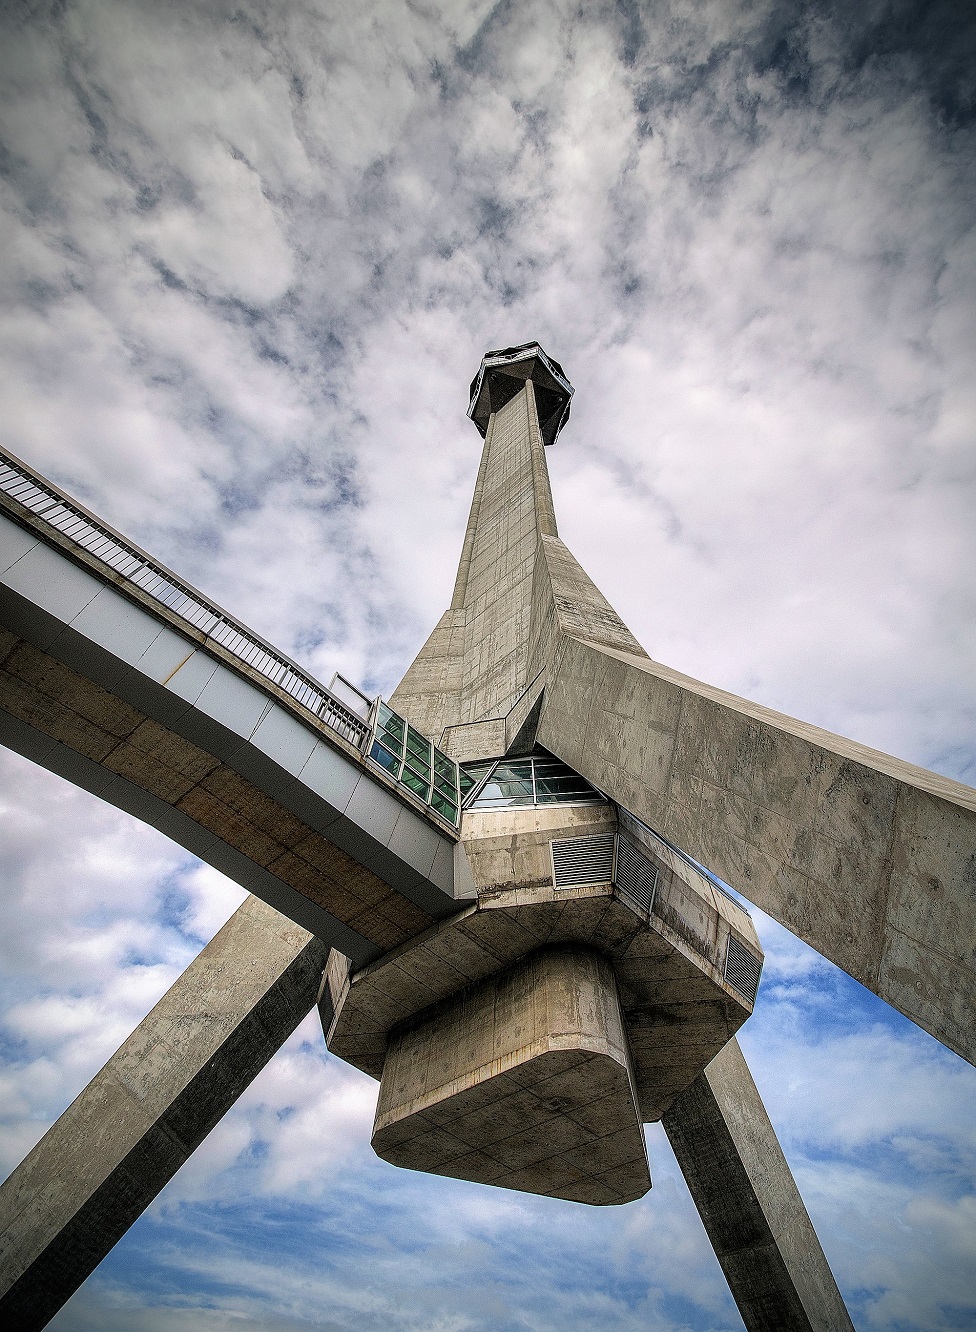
[662,1039,853,1332]
[0,896,325,1331]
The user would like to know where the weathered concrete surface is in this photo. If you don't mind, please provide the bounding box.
[0,507,462,966]
[372,945,650,1204]
[393,382,566,750]
[0,897,324,1331]
[663,1039,854,1331]
[326,803,759,1124]
[538,634,976,1065]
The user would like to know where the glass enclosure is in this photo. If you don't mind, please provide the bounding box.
[460,752,606,810]
[368,701,461,827]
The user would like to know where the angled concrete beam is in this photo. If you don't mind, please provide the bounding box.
[663,1040,853,1332]
[538,633,976,1065]
[0,896,324,1332]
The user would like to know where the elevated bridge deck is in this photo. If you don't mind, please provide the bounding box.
[0,448,467,965]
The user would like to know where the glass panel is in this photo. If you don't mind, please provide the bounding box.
[433,753,456,783]
[433,771,456,797]
[401,769,430,800]
[460,754,604,809]
[472,775,534,807]
[405,727,431,762]
[377,725,404,756]
[532,758,585,776]
[536,790,604,804]
[430,791,459,824]
[378,703,404,739]
[490,760,534,783]
[534,776,592,797]
[532,755,602,803]
[405,757,431,783]
[459,761,495,805]
[369,741,402,776]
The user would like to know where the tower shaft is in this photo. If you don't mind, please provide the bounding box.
[392,377,644,753]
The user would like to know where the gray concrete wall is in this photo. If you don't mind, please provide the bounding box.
[0,897,324,1331]
[663,1039,854,1331]
[539,633,976,1065]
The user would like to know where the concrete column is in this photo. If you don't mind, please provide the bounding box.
[0,896,326,1331]
[662,1039,853,1332]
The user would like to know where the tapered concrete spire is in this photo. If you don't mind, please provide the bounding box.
[392,342,644,755]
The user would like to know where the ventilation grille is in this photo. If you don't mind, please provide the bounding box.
[725,935,763,1004]
[551,834,616,888]
[615,836,658,913]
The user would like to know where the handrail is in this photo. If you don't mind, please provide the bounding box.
[0,447,371,750]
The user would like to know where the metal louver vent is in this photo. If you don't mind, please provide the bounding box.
[551,834,616,888]
[725,935,763,1004]
[615,837,658,913]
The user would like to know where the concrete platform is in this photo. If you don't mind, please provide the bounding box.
[324,792,762,1201]
[328,801,760,1113]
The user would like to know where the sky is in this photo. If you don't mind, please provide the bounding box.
[0,1,974,1328]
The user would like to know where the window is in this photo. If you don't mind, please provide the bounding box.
[461,751,605,810]
[368,702,460,827]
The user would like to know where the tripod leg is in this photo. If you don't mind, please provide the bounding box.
[0,895,326,1331]
[662,1039,853,1332]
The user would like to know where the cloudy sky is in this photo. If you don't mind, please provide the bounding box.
[1,1,974,1328]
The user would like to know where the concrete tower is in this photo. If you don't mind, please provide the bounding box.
[2,342,973,1329]
[392,343,646,752]
[323,344,848,1324]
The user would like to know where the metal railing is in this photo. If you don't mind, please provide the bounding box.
[618,808,747,911]
[0,447,371,750]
